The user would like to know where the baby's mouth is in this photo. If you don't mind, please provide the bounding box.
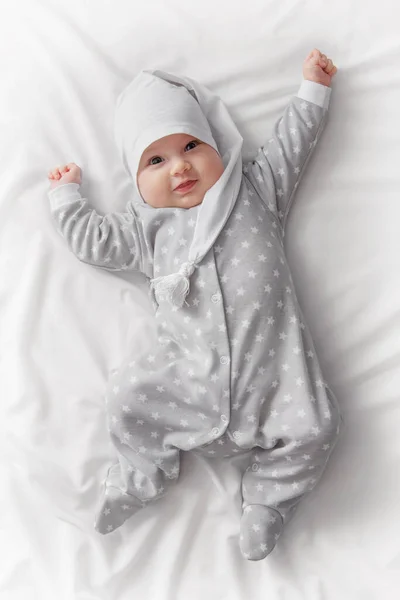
[174,180,198,193]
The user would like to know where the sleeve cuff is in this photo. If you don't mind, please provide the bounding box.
[296,80,331,110]
[48,182,82,210]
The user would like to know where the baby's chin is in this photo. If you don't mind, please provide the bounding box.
[172,193,204,209]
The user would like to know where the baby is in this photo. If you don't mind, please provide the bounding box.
[47,49,341,561]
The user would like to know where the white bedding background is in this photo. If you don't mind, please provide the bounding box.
[1,0,400,598]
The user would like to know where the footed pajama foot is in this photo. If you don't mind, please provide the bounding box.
[239,504,283,560]
[94,484,143,534]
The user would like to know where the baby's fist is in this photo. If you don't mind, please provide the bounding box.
[303,49,337,87]
[48,163,82,189]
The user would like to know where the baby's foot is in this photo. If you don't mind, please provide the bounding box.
[239,504,283,560]
[94,483,143,534]
[94,462,161,534]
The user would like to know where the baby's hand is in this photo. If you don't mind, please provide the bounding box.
[48,163,82,189]
[303,49,337,88]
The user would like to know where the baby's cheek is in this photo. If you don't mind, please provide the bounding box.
[207,156,224,186]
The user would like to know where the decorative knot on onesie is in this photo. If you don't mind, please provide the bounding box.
[150,261,196,307]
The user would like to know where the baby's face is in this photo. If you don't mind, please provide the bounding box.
[136,133,224,209]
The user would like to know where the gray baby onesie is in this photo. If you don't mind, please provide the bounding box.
[48,80,341,561]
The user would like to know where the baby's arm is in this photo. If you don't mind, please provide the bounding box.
[244,49,337,231]
[47,163,144,272]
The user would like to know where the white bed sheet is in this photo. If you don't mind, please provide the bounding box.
[1,0,400,598]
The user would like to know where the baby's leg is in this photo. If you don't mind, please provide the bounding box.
[95,377,181,534]
[239,388,341,560]
[94,431,181,534]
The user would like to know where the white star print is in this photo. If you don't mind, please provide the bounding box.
[84,99,340,533]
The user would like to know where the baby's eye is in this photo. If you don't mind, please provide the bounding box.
[149,156,163,166]
[185,140,199,151]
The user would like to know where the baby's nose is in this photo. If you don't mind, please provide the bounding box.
[170,159,190,176]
